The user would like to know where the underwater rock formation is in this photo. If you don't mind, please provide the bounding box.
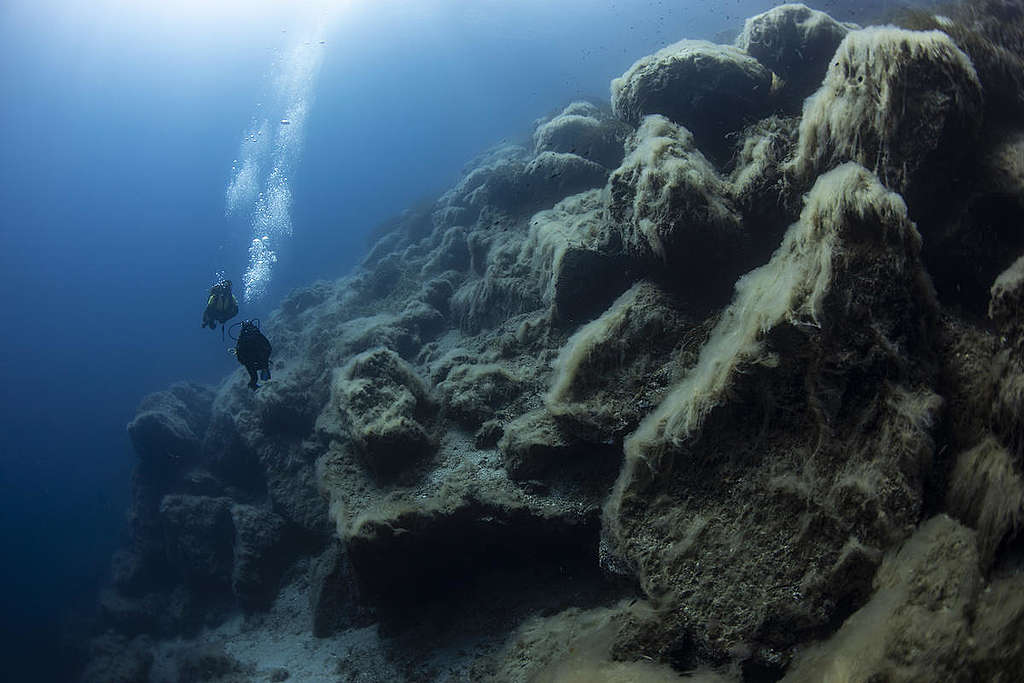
[83,3,1024,682]
[611,40,774,163]
[736,3,853,109]
[790,26,984,216]
[603,162,942,663]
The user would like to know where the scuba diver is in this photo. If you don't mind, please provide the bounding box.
[231,319,272,391]
[202,279,239,334]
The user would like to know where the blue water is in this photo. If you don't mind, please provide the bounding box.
[0,0,903,679]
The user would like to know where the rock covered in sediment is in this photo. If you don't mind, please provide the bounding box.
[533,101,630,169]
[736,3,853,107]
[87,3,1024,681]
[790,27,983,213]
[946,436,1024,571]
[784,515,982,682]
[127,383,214,465]
[317,347,437,480]
[607,115,748,299]
[990,256,1024,458]
[546,280,701,440]
[158,494,235,588]
[602,163,940,664]
[611,40,774,162]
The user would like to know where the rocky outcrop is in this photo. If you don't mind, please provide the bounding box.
[317,348,437,480]
[736,3,852,108]
[611,40,774,163]
[86,3,1024,681]
[533,102,630,169]
[608,115,749,300]
[789,27,983,215]
[602,163,941,665]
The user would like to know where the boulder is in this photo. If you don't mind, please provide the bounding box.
[784,516,981,682]
[607,115,747,300]
[308,541,371,637]
[790,27,983,216]
[127,382,214,466]
[317,348,436,479]
[736,3,851,107]
[611,40,774,162]
[521,151,609,211]
[602,164,940,664]
[533,102,629,169]
[547,281,698,440]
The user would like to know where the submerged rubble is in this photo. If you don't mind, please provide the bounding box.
[84,3,1024,682]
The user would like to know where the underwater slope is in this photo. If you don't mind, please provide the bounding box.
[82,2,1024,681]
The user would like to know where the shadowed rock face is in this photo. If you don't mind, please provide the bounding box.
[85,3,1024,682]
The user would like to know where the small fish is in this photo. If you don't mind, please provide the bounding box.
[280,119,291,125]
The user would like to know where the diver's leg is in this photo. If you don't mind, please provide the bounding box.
[247,367,258,390]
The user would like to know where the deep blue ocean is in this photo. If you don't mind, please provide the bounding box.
[0,0,917,679]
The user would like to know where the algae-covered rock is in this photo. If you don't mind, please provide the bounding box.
[344,490,599,606]
[317,347,436,479]
[533,101,629,169]
[521,151,609,210]
[449,188,624,333]
[990,256,1024,457]
[790,26,983,214]
[547,281,699,440]
[990,254,1024,347]
[603,164,940,664]
[438,362,525,428]
[88,4,1024,681]
[127,382,214,466]
[736,3,851,107]
[784,515,980,683]
[611,40,774,162]
[607,115,748,299]
[498,409,577,480]
[946,436,1024,570]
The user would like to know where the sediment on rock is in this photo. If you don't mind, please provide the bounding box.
[86,4,1024,681]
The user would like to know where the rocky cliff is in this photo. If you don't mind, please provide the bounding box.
[83,3,1024,682]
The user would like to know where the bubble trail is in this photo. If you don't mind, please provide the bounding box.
[224,12,333,304]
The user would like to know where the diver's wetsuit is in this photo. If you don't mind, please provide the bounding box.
[203,281,239,329]
[235,320,272,390]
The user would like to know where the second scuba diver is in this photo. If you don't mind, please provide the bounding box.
[233,319,273,391]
